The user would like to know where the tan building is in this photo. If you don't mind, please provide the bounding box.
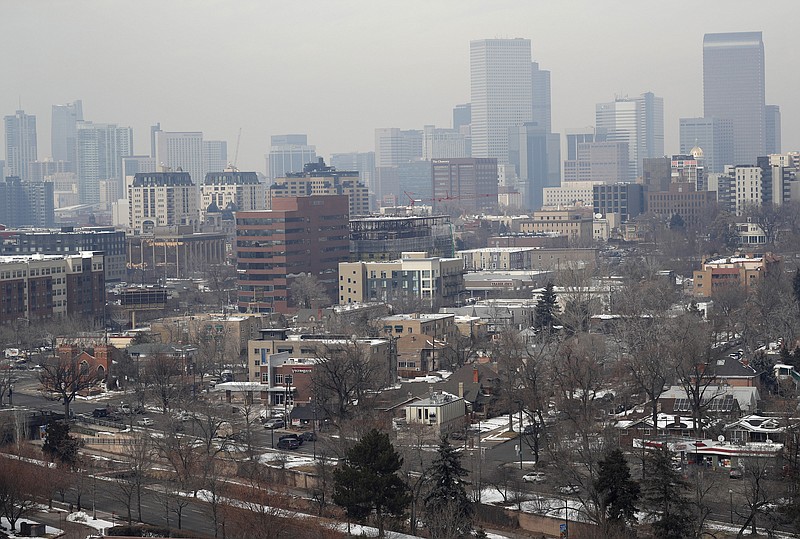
[379,313,459,375]
[518,209,594,243]
[339,252,465,307]
[458,246,598,272]
[404,391,465,435]
[200,171,266,218]
[542,180,604,207]
[269,158,369,217]
[247,328,390,384]
[692,253,780,298]
[127,172,198,233]
[150,313,271,356]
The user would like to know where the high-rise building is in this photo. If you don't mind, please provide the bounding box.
[154,130,205,184]
[679,117,734,174]
[51,100,83,171]
[203,140,228,174]
[235,195,350,313]
[29,158,70,182]
[593,183,645,223]
[470,38,533,163]
[122,156,157,183]
[201,171,265,215]
[431,158,498,214]
[508,123,560,210]
[531,61,551,133]
[703,32,766,165]
[765,105,781,155]
[422,125,470,160]
[374,128,423,204]
[127,171,198,233]
[0,176,54,228]
[453,103,471,133]
[76,122,133,204]
[330,152,376,193]
[267,134,316,181]
[269,158,369,217]
[564,141,629,184]
[4,110,38,180]
[596,92,664,179]
[565,128,606,161]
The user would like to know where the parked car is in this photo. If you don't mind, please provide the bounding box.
[92,407,109,418]
[118,403,132,415]
[276,437,300,450]
[279,433,304,446]
[301,431,317,442]
[137,417,154,427]
[173,411,193,422]
[263,418,285,430]
[522,471,546,483]
[730,468,744,479]
[558,484,581,494]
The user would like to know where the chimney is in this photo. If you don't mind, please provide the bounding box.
[473,367,479,384]
[458,382,464,398]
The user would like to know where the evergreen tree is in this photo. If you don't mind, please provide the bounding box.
[593,448,640,527]
[424,437,473,538]
[42,421,81,467]
[533,282,559,332]
[332,429,409,537]
[640,446,694,539]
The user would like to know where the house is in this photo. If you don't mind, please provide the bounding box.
[659,385,760,415]
[724,414,799,444]
[404,391,465,436]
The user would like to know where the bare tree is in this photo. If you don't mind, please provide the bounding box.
[143,353,188,414]
[39,352,102,419]
[311,340,387,427]
[290,273,330,309]
[736,456,783,537]
[222,467,294,539]
[0,458,44,532]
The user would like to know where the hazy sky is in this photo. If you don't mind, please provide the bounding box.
[2,1,797,173]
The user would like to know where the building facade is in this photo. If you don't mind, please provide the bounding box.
[200,171,265,217]
[703,32,766,165]
[75,122,133,204]
[679,117,734,174]
[349,215,454,261]
[235,195,350,314]
[269,159,369,217]
[4,110,38,180]
[0,177,54,228]
[470,38,533,164]
[508,123,561,211]
[154,130,205,185]
[0,251,104,325]
[51,100,83,172]
[431,157,498,214]
[593,183,645,223]
[127,172,198,233]
[267,134,316,181]
[563,141,630,184]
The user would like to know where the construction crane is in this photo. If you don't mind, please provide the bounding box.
[232,127,242,170]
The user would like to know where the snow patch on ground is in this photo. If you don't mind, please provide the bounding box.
[66,511,114,531]
[0,516,61,538]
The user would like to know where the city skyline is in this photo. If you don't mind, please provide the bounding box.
[1,1,797,174]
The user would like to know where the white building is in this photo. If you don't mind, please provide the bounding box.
[404,391,465,434]
[203,140,228,174]
[75,122,134,205]
[596,92,664,180]
[127,172,198,233]
[735,165,763,214]
[543,181,604,207]
[200,170,265,217]
[155,130,205,185]
[267,134,316,181]
[422,125,469,160]
[470,38,532,164]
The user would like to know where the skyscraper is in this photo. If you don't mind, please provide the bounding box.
[203,140,228,174]
[154,130,205,184]
[679,117,734,174]
[765,105,781,155]
[76,122,133,204]
[595,92,663,180]
[4,110,38,180]
[531,61,551,133]
[51,100,83,171]
[703,32,766,165]
[508,123,560,210]
[267,134,316,181]
[374,128,423,204]
[470,38,533,164]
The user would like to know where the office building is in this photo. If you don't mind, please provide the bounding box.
[565,127,606,161]
[235,195,350,314]
[0,251,104,325]
[28,159,70,182]
[154,130,205,184]
[693,253,779,298]
[269,158,369,217]
[679,117,734,174]
[672,151,706,191]
[75,122,133,204]
[422,125,470,160]
[596,92,664,179]
[431,158,498,214]
[518,209,594,243]
[508,123,560,210]
[453,103,471,133]
[4,110,38,180]
[592,183,645,223]
[531,61,551,133]
[470,38,533,163]
[338,252,465,307]
[126,230,226,281]
[543,181,605,208]
[703,32,766,165]
[127,172,198,233]
[0,177,54,228]
[203,140,228,174]
[267,134,316,181]
[51,100,83,171]
[330,151,376,194]
[765,105,781,155]
[564,141,629,184]
[375,128,424,204]
[121,156,157,182]
[0,226,126,282]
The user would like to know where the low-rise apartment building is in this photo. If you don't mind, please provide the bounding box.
[693,253,780,298]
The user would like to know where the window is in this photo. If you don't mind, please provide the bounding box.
[274,374,284,384]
